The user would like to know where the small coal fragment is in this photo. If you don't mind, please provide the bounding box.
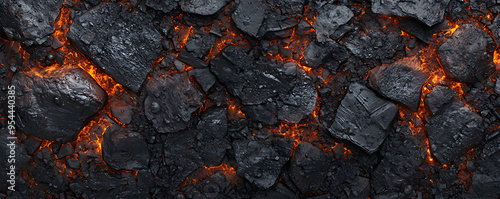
[110,93,134,124]
[232,0,267,38]
[372,0,448,27]
[264,0,304,18]
[57,144,74,159]
[24,136,42,155]
[0,0,63,46]
[102,125,150,171]
[188,68,216,92]
[424,85,456,116]
[185,31,216,58]
[488,15,500,43]
[66,158,81,170]
[301,39,335,69]
[368,57,429,111]
[313,5,354,42]
[143,72,203,133]
[328,83,398,153]
[399,18,436,44]
[177,50,209,68]
[278,78,317,123]
[12,66,107,143]
[241,104,278,126]
[467,136,500,198]
[233,138,293,189]
[180,0,228,15]
[258,12,299,38]
[142,0,178,13]
[438,24,496,83]
[68,2,163,92]
[426,101,484,164]
[289,142,332,193]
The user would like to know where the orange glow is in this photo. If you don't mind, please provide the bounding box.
[271,121,318,147]
[181,164,237,187]
[447,22,460,36]
[401,30,413,38]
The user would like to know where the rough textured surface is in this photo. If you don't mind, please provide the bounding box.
[143,72,203,133]
[233,138,293,189]
[328,83,398,153]
[424,85,456,116]
[12,66,107,143]
[232,0,267,38]
[0,0,62,46]
[368,57,429,111]
[467,135,500,199]
[102,125,150,171]
[264,0,304,18]
[142,0,179,13]
[180,0,228,15]
[438,24,496,83]
[426,102,484,164]
[301,39,335,69]
[289,142,332,193]
[372,0,449,27]
[68,3,162,92]
[313,5,353,42]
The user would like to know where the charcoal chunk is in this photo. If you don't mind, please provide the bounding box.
[143,0,178,13]
[232,0,267,38]
[258,12,299,38]
[313,5,353,42]
[57,144,74,159]
[24,136,42,155]
[102,125,150,171]
[68,3,162,92]
[278,79,317,123]
[399,18,436,44]
[264,0,304,18]
[188,68,216,92]
[426,102,484,164]
[328,83,398,153]
[196,108,230,166]
[372,0,449,27]
[185,31,216,58]
[424,85,456,116]
[467,136,500,198]
[177,50,209,68]
[289,142,332,193]
[109,93,134,124]
[66,158,81,170]
[143,72,203,133]
[233,138,293,189]
[180,0,228,15]
[438,24,496,83]
[0,0,62,46]
[301,39,335,69]
[12,66,107,143]
[368,57,429,111]
[241,104,278,126]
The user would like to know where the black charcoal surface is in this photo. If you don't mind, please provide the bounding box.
[372,0,449,27]
[102,125,150,171]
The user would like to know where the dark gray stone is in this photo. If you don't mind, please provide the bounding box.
[233,138,293,189]
[424,85,456,116]
[232,0,267,38]
[68,3,163,92]
[180,0,228,15]
[438,24,496,83]
[313,5,353,42]
[426,102,484,164]
[143,72,203,133]
[372,0,449,27]
[12,66,107,143]
[368,57,429,112]
[289,142,332,193]
[102,125,150,171]
[0,0,63,46]
[328,83,398,153]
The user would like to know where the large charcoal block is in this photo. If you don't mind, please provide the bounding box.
[368,57,429,112]
[233,138,293,189]
[313,5,353,42]
[143,72,203,133]
[12,66,107,143]
[438,24,496,83]
[424,85,456,116]
[426,102,484,164]
[68,3,162,92]
[232,0,267,38]
[328,83,398,153]
[180,0,228,15]
[372,0,449,27]
[0,0,62,46]
[289,142,332,193]
[102,125,150,171]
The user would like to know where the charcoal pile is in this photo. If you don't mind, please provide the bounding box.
[1,0,500,198]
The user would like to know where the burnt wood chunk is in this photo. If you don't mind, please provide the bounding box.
[368,57,429,112]
[372,0,449,27]
[68,3,162,92]
[143,72,203,133]
[233,138,293,189]
[0,0,63,46]
[328,83,398,153]
[102,125,150,171]
[12,66,107,143]
[426,101,484,164]
[180,0,228,15]
[313,5,353,42]
[289,142,332,193]
[438,24,496,83]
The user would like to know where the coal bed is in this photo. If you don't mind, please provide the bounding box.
[1,0,500,198]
